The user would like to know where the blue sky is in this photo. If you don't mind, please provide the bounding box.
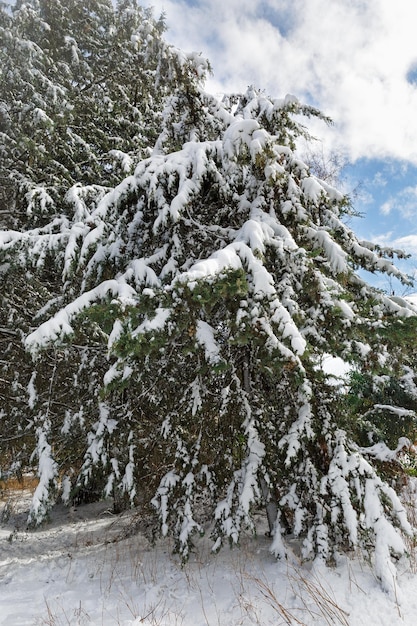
[145,0,417,293]
[346,158,417,293]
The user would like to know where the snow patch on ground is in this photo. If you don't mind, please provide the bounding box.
[1,489,417,625]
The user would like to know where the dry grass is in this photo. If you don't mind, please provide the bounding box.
[288,566,350,626]
[249,574,305,625]
[37,598,91,626]
[245,564,350,626]
[0,473,38,523]
[0,473,39,494]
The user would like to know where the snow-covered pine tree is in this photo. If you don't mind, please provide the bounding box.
[345,314,417,474]
[0,0,207,512]
[1,0,416,592]
[0,0,186,228]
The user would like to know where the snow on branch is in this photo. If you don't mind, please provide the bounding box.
[304,227,348,274]
[278,381,313,464]
[363,478,410,596]
[131,307,171,338]
[25,279,137,353]
[28,428,58,526]
[195,320,221,364]
[223,119,270,161]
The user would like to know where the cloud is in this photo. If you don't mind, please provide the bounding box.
[394,235,417,256]
[371,231,417,259]
[372,172,387,188]
[146,0,417,164]
[379,185,417,220]
[380,200,393,215]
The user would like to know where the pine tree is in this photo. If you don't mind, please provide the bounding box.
[0,0,208,513]
[0,0,191,227]
[1,0,416,593]
[345,315,417,469]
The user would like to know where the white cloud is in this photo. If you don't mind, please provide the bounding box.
[380,200,393,215]
[393,235,417,256]
[378,185,417,220]
[371,230,417,259]
[146,0,417,164]
[372,172,387,188]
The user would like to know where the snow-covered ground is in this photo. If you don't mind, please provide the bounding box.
[1,486,417,625]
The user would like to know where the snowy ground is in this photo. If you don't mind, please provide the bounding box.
[1,486,417,625]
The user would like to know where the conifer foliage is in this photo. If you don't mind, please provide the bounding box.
[1,0,416,592]
[0,0,188,226]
